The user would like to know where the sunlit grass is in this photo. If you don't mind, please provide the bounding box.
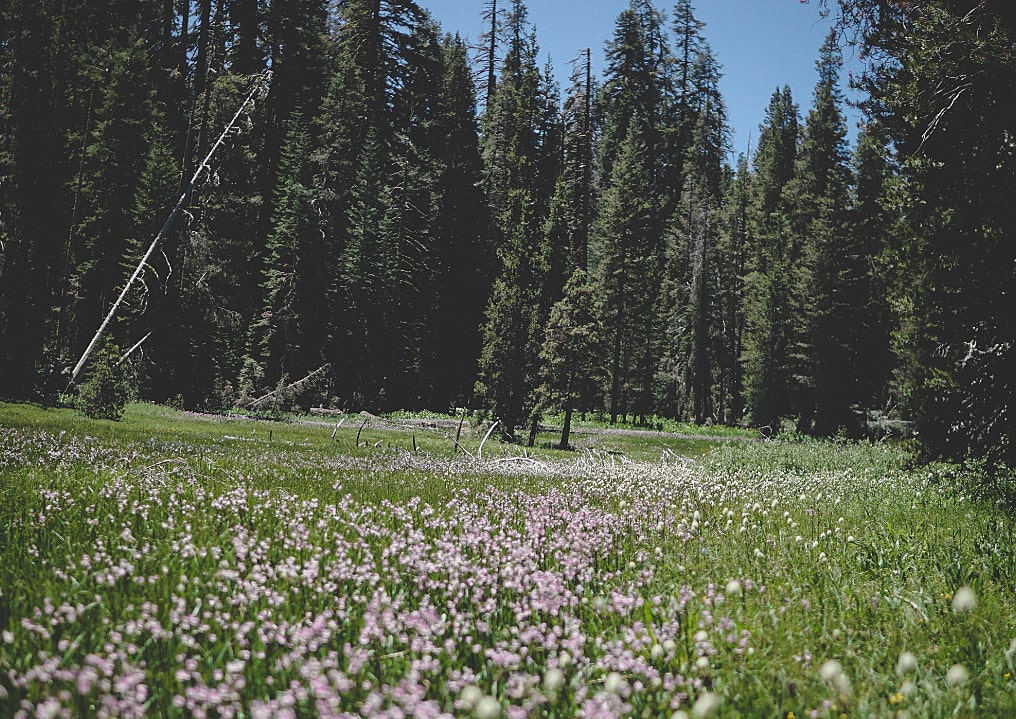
[1,402,1014,718]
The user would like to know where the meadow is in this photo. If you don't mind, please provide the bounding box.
[1,402,1014,718]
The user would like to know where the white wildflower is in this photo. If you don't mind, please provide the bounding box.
[952,586,976,614]
[604,671,628,696]
[820,659,843,684]
[896,651,918,677]
[543,668,564,694]
[691,692,721,718]
[460,685,483,710]
[474,695,501,719]
[946,664,968,688]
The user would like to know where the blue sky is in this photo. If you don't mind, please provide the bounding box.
[420,0,864,162]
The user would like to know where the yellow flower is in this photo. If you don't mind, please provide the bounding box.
[787,712,795,719]
[889,693,904,705]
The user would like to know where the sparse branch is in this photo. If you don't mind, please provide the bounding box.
[115,331,153,367]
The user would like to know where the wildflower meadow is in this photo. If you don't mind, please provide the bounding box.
[1,403,1014,718]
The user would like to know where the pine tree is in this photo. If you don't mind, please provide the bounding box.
[422,34,492,409]
[850,123,893,422]
[337,131,391,407]
[538,270,606,448]
[75,337,132,421]
[317,0,435,409]
[476,0,554,439]
[474,0,504,110]
[0,1,187,400]
[594,0,674,425]
[256,114,328,389]
[788,31,859,434]
[0,0,92,399]
[668,0,706,189]
[687,90,729,424]
[67,34,163,382]
[594,126,659,425]
[830,1,1016,459]
[716,155,752,424]
[657,43,728,424]
[375,18,446,408]
[122,114,182,396]
[543,50,598,290]
[598,0,671,190]
[741,86,800,429]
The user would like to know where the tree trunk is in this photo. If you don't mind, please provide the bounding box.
[609,319,622,425]
[560,402,573,449]
[527,410,539,448]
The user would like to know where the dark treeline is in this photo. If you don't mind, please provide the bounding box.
[1,0,1013,461]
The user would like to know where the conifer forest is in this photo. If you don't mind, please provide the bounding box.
[1,0,1014,463]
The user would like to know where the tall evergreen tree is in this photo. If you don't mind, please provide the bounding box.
[657,44,729,424]
[67,38,160,361]
[598,0,672,189]
[788,31,859,434]
[422,34,492,409]
[741,86,800,429]
[667,0,707,189]
[593,0,674,425]
[716,155,752,424]
[594,126,659,424]
[544,50,598,288]
[474,0,505,109]
[850,122,893,420]
[829,0,1016,459]
[476,0,555,438]
[0,0,61,398]
[256,114,328,388]
[316,0,434,409]
[537,270,607,449]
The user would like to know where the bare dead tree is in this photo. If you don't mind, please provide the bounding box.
[68,70,272,388]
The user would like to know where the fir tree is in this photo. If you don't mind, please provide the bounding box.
[543,50,598,289]
[476,0,554,438]
[598,0,671,190]
[830,0,1016,459]
[741,86,800,429]
[257,113,328,389]
[850,123,893,422]
[594,0,676,425]
[667,0,707,189]
[422,34,492,409]
[716,155,752,424]
[537,270,606,449]
[75,337,132,421]
[661,44,728,424]
[593,125,659,425]
[789,31,860,434]
[317,0,435,409]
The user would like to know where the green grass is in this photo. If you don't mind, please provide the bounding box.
[538,410,760,438]
[2,401,1014,718]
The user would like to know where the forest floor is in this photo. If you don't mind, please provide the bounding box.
[2,401,1015,718]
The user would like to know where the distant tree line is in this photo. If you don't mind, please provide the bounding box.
[1,0,1013,462]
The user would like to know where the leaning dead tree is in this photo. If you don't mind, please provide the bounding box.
[242,364,331,413]
[68,70,272,388]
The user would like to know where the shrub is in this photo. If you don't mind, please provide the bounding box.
[75,338,132,420]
